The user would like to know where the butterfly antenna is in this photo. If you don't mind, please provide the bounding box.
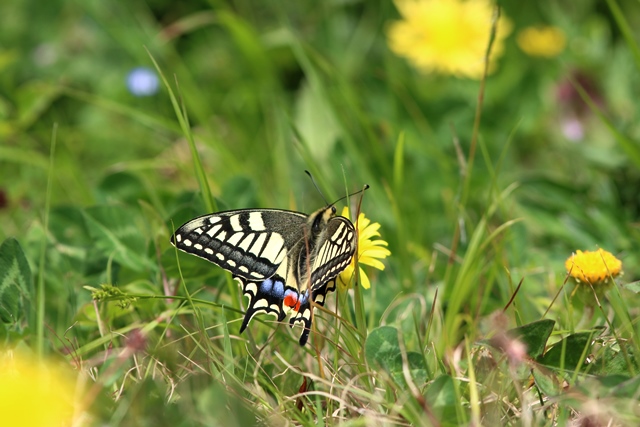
[331,184,370,206]
[305,170,329,205]
[355,184,367,216]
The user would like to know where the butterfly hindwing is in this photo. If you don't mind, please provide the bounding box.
[289,279,337,346]
[235,274,295,333]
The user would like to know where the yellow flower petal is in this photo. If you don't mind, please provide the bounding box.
[517,25,566,58]
[358,267,371,290]
[338,207,390,289]
[359,223,382,240]
[359,257,386,271]
[387,0,512,79]
[342,264,355,280]
[565,248,622,286]
[358,251,390,264]
[362,241,390,252]
[0,351,81,427]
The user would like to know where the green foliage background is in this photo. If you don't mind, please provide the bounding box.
[2,0,640,425]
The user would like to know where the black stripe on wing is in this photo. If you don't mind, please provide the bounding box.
[235,274,299,333]
[171,212,290,280]
[309,217,356,291]
[289,280,337,346]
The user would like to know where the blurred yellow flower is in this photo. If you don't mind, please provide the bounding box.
[565,248,622,286]
[338,207,390,290]
[0,350,81,427]
[387,0,512,79]
[517,25,566,57]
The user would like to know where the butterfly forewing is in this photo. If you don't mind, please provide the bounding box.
[171,206,357,346]
[309,216,356,290]
[171,209,307,280]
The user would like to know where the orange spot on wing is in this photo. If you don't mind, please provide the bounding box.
[284,294,301,311]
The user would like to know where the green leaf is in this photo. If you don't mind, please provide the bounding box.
[572,375,639,400]
[532,367,562,397]
[49,206,91,250]
[609,375,640,399]
[538,331,596,371]
[365,326,401,371]
[0,145,49,170]
[15,80,63,129]
[96,172,147,205]
[507,319,555,359]
[622,281,640,294]
[294,80,340,161]
[365,326,428,388]
[83,205,155,272]
[391,351,429,387]
[591,345,638,376]
[0,238,33,324]
[425,375,458,423]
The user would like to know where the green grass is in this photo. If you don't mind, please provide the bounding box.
[2,1,640,426]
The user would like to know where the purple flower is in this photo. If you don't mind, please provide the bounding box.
[561,117,585,142]
[126,67,159,96]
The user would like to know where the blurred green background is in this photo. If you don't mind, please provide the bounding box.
[2,0,640,425]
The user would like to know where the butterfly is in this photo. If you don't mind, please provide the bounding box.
[170,204,357,345]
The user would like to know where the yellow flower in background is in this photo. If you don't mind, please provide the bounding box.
[0,350,81,427]
[338,207,391,290]
[517,25,566,57]
[565,248,622,286]
[387,0,512,79]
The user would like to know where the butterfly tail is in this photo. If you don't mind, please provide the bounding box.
[235,275,289,335]
[289,280,337,345]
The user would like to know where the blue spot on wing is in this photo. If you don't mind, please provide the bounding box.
[259,278,273,293]
[237,274,333,346]
[298,291,309,305]
[273,280,285,298]
[259,277,286,298]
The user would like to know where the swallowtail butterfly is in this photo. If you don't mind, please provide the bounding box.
[171,204,357,345]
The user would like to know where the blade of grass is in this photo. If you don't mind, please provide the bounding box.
[442,183,519,349]
[146,49,216,213]
[465,337,481,426]
[221,307,235,378]
[459,5,501,207]
[37,123,57,356]
[172,236,222,379]
[571,76,640,167]
[605,0,640,70]
[60,86,182,134]
[148,49,241,313]
[447,5,500,285]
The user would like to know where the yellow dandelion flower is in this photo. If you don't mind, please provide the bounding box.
[0,350,82,427]
[517,25,566,57]
[338,207,391,290]
[387,0,512,79]
[565,248,623,286]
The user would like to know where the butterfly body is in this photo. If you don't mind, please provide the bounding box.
[171,206,356,345]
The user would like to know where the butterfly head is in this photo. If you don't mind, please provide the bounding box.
[308,183,370,232]
[310,205,338,235]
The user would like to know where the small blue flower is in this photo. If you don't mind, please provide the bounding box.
[126,67,159,97]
